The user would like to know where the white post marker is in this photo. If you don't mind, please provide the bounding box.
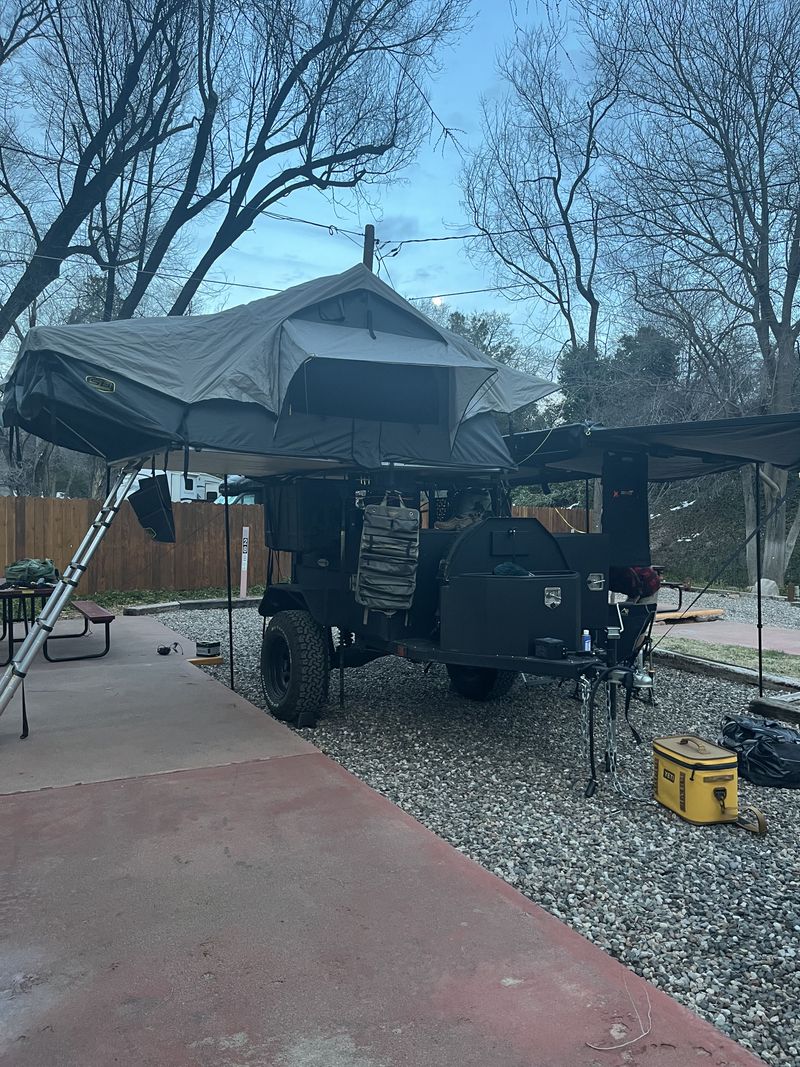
[239,526,250,598]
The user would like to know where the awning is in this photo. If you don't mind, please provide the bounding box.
[505,413,800,483]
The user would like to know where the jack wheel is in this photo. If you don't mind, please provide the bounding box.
[261,610,329,726]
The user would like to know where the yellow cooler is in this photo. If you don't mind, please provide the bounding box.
[653,735,739,825]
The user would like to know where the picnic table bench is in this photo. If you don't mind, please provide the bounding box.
[43,600,115,662]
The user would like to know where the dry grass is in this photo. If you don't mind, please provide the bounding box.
[659,635,800,681]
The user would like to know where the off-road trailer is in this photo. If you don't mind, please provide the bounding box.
[252,469,651,728]
[3,255,800,775]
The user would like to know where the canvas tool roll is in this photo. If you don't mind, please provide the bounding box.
[355,498,420,615]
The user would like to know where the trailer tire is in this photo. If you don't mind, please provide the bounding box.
[261,610,329,727]
[446,664,519,701]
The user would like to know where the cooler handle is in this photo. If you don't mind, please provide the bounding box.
[678,737,708,753]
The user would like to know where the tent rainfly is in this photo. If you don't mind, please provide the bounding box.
[2,264,556,476]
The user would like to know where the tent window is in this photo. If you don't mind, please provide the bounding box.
[286,359,443,425]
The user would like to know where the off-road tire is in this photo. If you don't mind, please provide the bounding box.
[446,664,519,701]
[261,610,329,726]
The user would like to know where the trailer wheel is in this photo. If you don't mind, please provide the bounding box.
[261,610,329,727]
[446,664,518,701]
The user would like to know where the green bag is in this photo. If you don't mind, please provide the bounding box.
[4,558,59,586]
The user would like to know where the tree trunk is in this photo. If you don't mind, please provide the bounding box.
[761,463,788,587]
[0,244,64,342]
[740,465,757,586]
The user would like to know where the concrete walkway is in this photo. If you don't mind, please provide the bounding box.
[655,616,800,655]
[1,617,760,1066]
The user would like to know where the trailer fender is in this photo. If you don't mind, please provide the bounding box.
[258,585,308,618]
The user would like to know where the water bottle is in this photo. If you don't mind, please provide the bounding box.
[582,629,592,653]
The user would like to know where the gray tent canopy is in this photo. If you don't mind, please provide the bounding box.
[505,413,800,483]
[2,264,556,475]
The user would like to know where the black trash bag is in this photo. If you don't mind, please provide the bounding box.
[720,715,800,788]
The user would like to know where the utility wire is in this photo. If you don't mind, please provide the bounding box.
[0,245,528,302]
[0,246,284,295]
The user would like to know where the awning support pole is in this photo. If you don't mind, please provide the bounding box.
[223,478,235,692]
[754,462,764,696]
[0,460,143,720]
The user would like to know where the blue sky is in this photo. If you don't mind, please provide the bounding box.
[205,2,522,318]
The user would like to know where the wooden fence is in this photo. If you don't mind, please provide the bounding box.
[0,496,268,594]
[0,497,595,593]
[512,504,594,534]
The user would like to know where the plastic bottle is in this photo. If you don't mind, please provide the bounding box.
[582,629,592,653]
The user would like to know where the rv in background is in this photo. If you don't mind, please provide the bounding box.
[129,471,222,503]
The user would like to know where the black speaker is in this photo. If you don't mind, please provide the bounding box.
[128,475,176,543]
[602,451,650,566]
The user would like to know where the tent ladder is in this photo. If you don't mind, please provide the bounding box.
[0,460,143,720]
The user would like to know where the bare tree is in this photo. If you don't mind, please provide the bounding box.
[463,13,628,356]
[0,0,467,335]
[597,0,800,583]
[125,0,467,317]
[0,1,49,68]
[0,0,199,341]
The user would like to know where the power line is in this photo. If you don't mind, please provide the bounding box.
[409,284,524,300]
[261,210,363,238]
[0,241,530,307]
[0,246,284,295]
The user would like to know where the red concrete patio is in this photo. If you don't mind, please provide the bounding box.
[655,617,800,655]
[1,617,761,1066]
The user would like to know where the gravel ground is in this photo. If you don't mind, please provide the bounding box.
[163,606,800,1064]
[659,586,800,630]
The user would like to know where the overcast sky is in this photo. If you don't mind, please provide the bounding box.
[204,3,521,319]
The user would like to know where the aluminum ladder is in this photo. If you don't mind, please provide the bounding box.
[0,461,142,720]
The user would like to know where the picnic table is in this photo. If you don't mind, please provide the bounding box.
[0,586,114,665]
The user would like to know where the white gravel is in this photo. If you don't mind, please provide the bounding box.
[163,605,800,1064]
[659,586,800,630]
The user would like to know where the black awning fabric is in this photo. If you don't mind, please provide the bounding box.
[506,412,800,483]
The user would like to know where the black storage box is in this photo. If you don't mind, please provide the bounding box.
[554,533,609,630]
[263,481,342,552]
[534,637,566,659]
[439,571,581,657]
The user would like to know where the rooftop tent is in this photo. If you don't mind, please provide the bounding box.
[505,412,800,483]
[1,264,557,474]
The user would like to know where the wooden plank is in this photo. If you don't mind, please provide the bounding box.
[656,608,724,623]
[0,498,11,570]
[14,494,26,562]
[748,694,800,727]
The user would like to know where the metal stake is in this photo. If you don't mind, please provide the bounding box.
[0,461,143,719]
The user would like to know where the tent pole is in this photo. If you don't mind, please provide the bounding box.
[223,478,235,692]
[584,478,590,533]
[754,463,764,697]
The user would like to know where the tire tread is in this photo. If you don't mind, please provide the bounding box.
[261,610,329,724]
